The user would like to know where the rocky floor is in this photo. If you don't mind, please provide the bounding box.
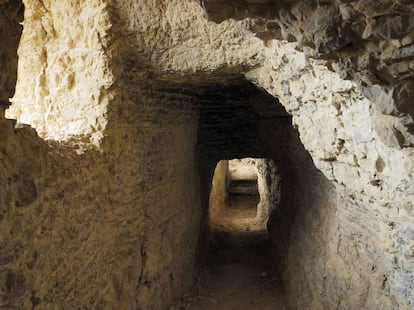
[170,194,287,310]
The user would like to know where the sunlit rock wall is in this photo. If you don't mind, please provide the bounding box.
[7,0,113,145]
[204,0,414,148]
[209,160,229,221]
[247,32,414,310]
[112,0,263,77]
[228,158,257,180]
[202,0,413,308]
[200,1,414,308]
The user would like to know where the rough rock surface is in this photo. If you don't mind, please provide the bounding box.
[255,159,280,224]
[208,160,229,221]
[2,3,203,307]
[7,0,113,145]
[0,0,23,116]
[247,28,414,310]
[204,0,414,147]
[1,0,414,309]
[0,117,202,309]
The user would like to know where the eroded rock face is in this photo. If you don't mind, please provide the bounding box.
[242,9,414,309]
[6,0,113,146]
[255,159,280,224]
[204,0,414,148]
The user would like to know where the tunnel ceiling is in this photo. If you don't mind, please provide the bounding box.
[149,76,293,161]
[203,0,414,146]
[195,78,292,160]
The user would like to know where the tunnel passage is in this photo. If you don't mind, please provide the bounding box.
[2,1,413,308]
[171,78,335,309]
[209,157,280,232]
[194,77,290,259]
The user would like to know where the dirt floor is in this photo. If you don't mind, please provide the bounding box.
[170,194,287,310]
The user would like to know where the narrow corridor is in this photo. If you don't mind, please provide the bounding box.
[170,188,286,310]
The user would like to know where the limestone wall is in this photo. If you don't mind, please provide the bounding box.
[204,0,414,147]
[209,160,229,221]
[255,159,280,224]
[197,1,413,308]
[112,0,263,76]
[2,81,203,309]
[266,126,337,309]
[1,1,204,308]
[228,158,257,180]
[1,107,202,309]
[6,0,113,146]
[248,39,414,309]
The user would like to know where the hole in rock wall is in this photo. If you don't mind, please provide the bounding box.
[209,157,280,232]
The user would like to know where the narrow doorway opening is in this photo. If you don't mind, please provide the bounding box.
[209,158,280,232]
[180,157,285,309]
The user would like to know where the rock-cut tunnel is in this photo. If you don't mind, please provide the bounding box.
[165,78,333,309]
[1,1,414,309]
